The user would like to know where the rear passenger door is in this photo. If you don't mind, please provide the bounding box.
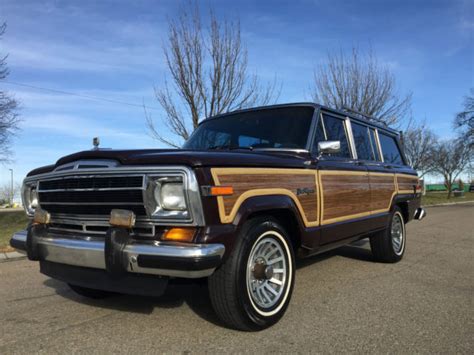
[313,112,370,244]
[377,131,419,199]
[350,122,395,230]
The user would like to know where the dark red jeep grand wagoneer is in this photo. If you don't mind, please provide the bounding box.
[11,103,425,330]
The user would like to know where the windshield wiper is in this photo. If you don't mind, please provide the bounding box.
[208,145,254,151]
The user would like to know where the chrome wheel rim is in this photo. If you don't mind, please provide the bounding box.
[246,235,287,310]
[391,213,404,255]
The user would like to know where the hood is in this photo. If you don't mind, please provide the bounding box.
[27,149,312,177]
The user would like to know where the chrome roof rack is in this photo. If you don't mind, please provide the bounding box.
[342,107,389,127]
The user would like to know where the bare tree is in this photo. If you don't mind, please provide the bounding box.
[432,139,472,199]
[403,121,437,177]
[147,4,278,147]
[0,182,20,205]
[312,47,412,126]
[454,88,473,146]
[0,23,20,162]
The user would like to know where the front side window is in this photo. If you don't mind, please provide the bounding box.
[183,106,314,150]
[351,122,374,161]
[321,114,351,158]
[379,133,404,165]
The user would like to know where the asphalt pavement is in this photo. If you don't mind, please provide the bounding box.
[0,204,473,354]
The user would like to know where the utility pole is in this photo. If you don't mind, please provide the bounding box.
[9,168,13,206]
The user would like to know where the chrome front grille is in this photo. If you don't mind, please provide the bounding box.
[38,175,147,217]
[23,164,205,230]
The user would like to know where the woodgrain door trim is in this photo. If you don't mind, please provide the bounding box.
[319,170,370,225]
[210,167,418,228]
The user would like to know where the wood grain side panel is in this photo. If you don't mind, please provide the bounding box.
[320,172,371,224]
[211,168,319,226]
[211,168,416,229]
[397,175,419,193]
[370,174,396,212]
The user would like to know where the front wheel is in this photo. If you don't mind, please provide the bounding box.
[208,217,295,331]
[370,206,406,263]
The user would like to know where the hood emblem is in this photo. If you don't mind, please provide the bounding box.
[92,137,100,150]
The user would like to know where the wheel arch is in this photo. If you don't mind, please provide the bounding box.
[232,195,306,252]
[392,195,413,224]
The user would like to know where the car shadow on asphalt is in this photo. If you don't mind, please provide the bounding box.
[43,277,224,327]
[42,239,374,328]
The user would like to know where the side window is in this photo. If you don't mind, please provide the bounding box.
[322,114,351,158]
[379,133,404,165]
[351,122,374,161]
[311,115,326,152]
[369,129,381,161]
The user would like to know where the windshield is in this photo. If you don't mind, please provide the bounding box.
[183,106,314,150]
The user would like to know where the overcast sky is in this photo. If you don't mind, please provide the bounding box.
[0,0,473,185]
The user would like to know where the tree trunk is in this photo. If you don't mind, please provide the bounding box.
[447,175,453,199]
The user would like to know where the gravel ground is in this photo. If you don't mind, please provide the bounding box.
[0,204,472,354]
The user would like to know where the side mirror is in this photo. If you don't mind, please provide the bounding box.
[318,140,341,156]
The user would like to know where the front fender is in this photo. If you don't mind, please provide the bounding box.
[199,194,319,258]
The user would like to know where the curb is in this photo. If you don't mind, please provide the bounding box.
[424,201,474,208]
[0,251,27,263]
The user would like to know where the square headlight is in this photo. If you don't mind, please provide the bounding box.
[22,181,39,216]
[159,183,186,211]
[144,176,190,220]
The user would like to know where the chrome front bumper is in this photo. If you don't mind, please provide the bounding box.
[10,230,225,278]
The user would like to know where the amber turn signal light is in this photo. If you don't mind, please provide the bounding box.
[210,186,234,196]
[162,228,196,242]
[33,208,51,225]
[201,185,234,196]
[110,209,136,228]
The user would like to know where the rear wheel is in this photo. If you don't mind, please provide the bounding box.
[370,206,406,263]
[68,284,115,299]
[208,217,295,331]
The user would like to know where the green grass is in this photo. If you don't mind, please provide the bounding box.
[0,210,29,252]
[422,191,474,206]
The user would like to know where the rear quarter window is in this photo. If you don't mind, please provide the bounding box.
[379,133,404,165]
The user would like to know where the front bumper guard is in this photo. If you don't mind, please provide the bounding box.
[10,229,225,279]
